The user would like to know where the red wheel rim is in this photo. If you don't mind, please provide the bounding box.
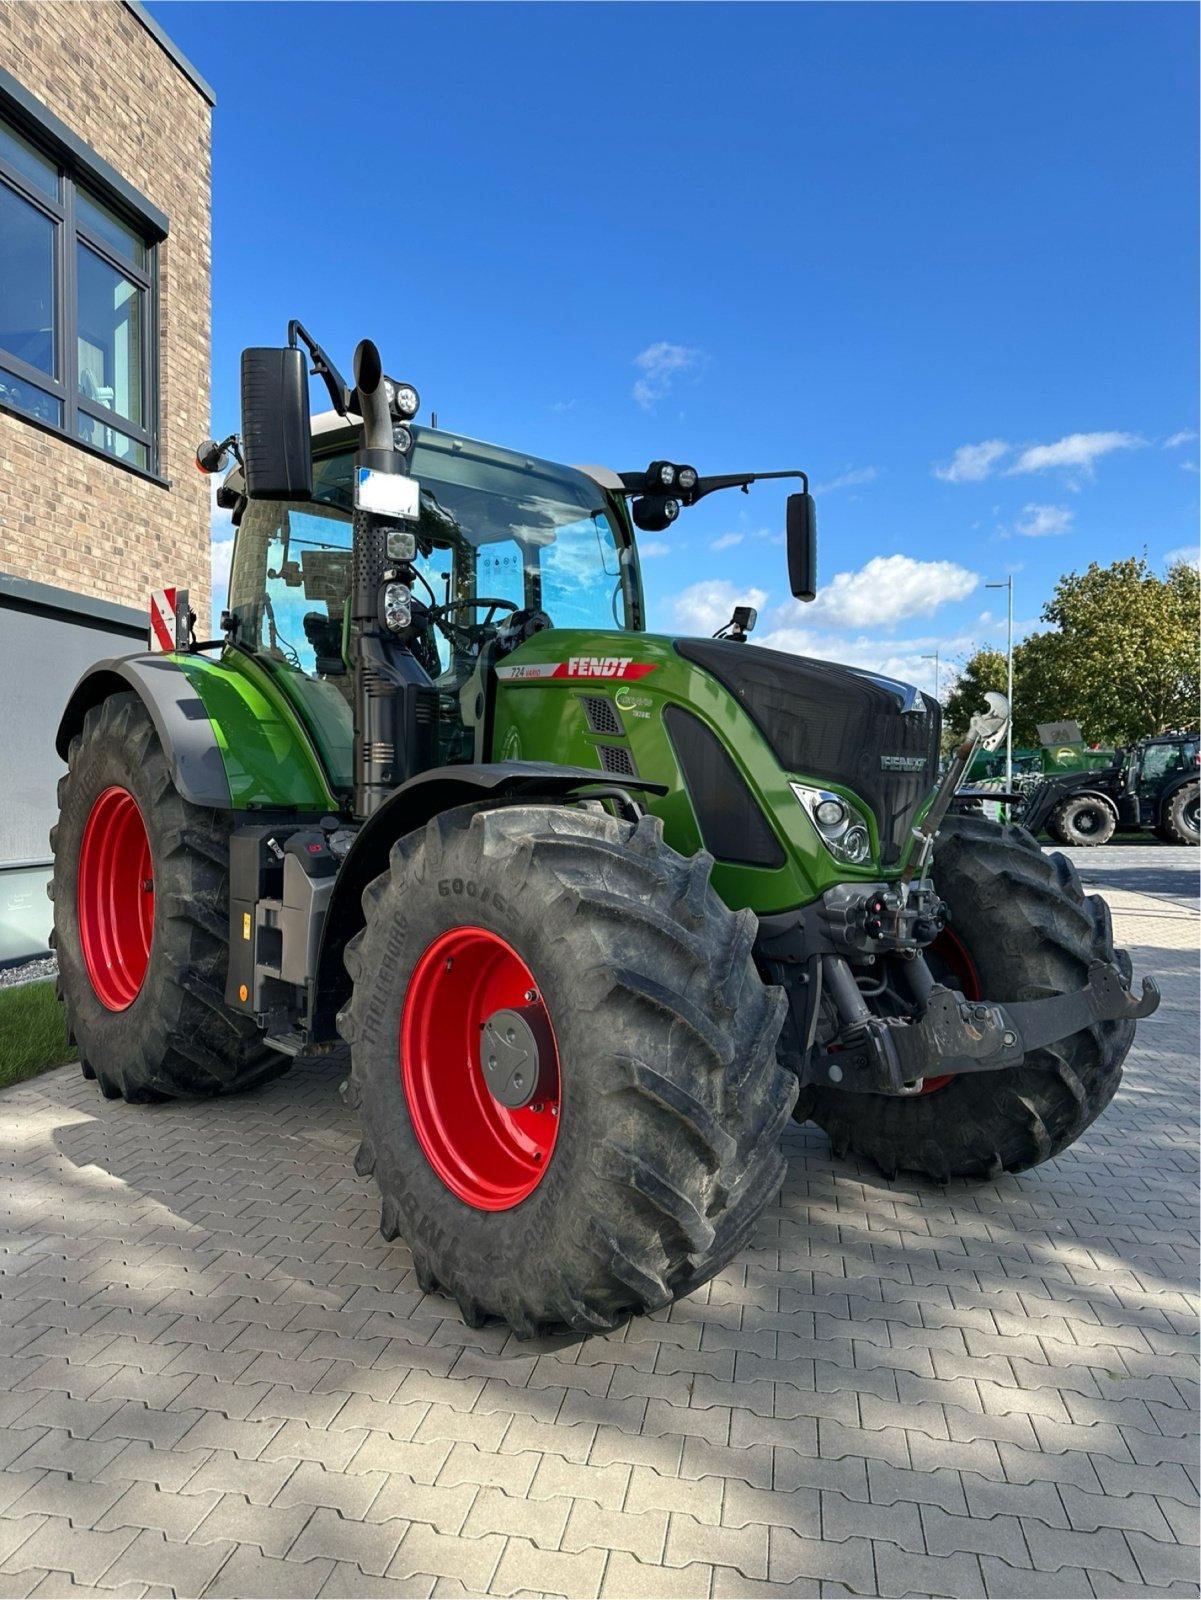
[77,785,153,1011]
[919,926,982,1094]
[400,926,561,1211]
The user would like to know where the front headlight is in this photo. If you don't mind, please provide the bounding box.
[790,782,874,865]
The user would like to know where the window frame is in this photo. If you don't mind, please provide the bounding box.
[0,92,163,478]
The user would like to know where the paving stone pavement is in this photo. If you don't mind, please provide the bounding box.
[0,845,1196,1599]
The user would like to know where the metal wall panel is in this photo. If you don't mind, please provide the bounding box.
[1,584,142,961]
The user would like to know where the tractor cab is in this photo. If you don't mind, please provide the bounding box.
[220,417,642,772]
[1127,733,1199,820]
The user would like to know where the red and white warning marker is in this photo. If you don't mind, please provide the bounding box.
[148,587,189,653]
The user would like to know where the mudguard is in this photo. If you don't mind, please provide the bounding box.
[310,761,667,1039]
[56,652,341,813]
[56,655,233,809]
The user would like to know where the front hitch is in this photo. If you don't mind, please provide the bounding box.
[804,959,1160,1096]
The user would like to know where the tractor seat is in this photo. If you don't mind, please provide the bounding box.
[302,611,345,676]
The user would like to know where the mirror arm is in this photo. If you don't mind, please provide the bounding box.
[288,319,354,417]
[687,468,808,504]
[616,467,808,504]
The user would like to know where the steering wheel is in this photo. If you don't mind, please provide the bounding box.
[431,596,520,644]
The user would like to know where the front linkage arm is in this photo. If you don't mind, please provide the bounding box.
[802,961,1160,1097]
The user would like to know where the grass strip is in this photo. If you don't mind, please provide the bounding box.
[0,980,77,1088]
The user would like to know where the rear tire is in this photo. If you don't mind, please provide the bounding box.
[1048,793,1117,846]
[51,691,286,1100]
[794,814,1136,1182]
[1159,781,1199,845]
[339,804,794,1337]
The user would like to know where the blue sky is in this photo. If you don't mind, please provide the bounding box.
[151,1,1199,699]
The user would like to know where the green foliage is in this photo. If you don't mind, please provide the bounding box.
[944,557,1200,749]
[0,981,77,1088]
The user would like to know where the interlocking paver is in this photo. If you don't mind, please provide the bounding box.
[489,1539,605,1598]
[177,1447,295,1503]
[316,1561,438,1598]
[768,1527,875,1591]
[290,1507,410,1575]
[823,1490,925,1553]
[0,1518,137,1587]
[664,1512,767,1578]
[200,1547,334,1597]
[386,1524,505,1591]
[98,1528,237,1594]
[873,1543,986,1598]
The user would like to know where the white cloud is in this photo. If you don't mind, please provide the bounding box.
[775,554,978,631]
[1164,430,1196,449]
[709,532,744,552]
[631,341,703,409]
[933,440,1009,483]
[639,540,672,558]
[211,534,234,592]
[666,579,769,636]
[1164,545,1200,570]
[1007,430,1142,477]
[812,466,878,495]
[755,623,986,695]
[551,398,576,413]
[1015,503,1074,538]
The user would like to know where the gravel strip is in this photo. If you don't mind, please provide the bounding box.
[0,954,57,989]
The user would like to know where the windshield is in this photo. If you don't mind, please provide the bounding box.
[227,428,639,683]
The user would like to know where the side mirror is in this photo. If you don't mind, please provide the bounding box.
[786,492,817,601]
[240,347,312,500]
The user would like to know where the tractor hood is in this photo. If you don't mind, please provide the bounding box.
[672,638,942,865]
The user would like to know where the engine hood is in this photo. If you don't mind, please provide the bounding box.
[673,637,941,865]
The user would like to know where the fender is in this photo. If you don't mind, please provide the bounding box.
[310,761,667,1039]
[56,655,233,809]
[56,652,340,813]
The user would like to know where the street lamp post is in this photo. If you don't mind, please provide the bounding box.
[921,650,940,703]
[986,576,1015,812]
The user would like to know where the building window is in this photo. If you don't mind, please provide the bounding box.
[0,112,157,473]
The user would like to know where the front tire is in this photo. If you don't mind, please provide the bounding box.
[1048,793,1117,846]
[51,692,286,1100]
[795,814,1136,1182]
[339,805,794,1337]
[1160,781,1199,845]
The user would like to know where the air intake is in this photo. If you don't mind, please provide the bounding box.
[597,743,637,778]
[581,696,624,735]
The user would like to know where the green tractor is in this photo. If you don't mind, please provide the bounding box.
[50,327,1159,1336]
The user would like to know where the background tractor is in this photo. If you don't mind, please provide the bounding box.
[49,325,1158,1337]
[1022,732,1200,847]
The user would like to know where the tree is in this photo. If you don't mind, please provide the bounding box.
[1040,557,1199,744]
[942,637,1062,748]
[942,647,1010,749]
[942,557,1200,751]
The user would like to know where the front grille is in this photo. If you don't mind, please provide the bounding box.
[675,638,940,865]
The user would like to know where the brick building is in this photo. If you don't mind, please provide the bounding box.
[0,0,213,959]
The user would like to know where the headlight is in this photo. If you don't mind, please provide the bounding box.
[790,782,874,865]
[383,582,411,630]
